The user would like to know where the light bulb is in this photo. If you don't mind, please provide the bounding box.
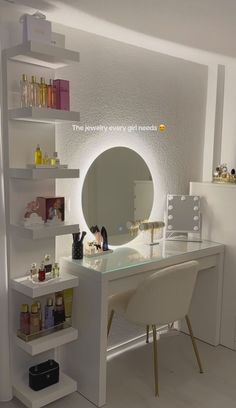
[168,215,173,220]
[168,225,173,230]
[168,205,173,210]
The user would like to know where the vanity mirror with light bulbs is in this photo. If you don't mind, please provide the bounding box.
[82,146,154,245]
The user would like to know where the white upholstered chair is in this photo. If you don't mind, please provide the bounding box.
[107,260,203,396]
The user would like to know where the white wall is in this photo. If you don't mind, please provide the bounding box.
[55,27,208,256]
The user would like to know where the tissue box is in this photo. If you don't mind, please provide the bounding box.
[53,79,70,111]
[37,196,65,222]
[29,360,59,391]
[22,14,52,44]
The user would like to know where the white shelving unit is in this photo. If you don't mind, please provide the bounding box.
[1,41,80,408]
[10,223,80,240]
[15,326,78,356]
[9,168,80,179]
[9,107,80,123]
[13,372,77,408]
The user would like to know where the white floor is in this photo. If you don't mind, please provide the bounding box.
[2,332,236,408]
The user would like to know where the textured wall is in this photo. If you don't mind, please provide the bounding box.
[55,27,208,255]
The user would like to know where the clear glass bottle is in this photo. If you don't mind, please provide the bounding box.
[39,77,47,108]
[34,144,42,165]
[47,79,56,108]
[45,298,54,329]
[54,295,65,325]
[30,304,41,334]
[29,75,39,107]
[43,152,50,165]
[52,262,60,278]
[20,304,30,335]
[30,262,38,282]
[20,74,29,108]
[35,300,42,330]
[51,152,60,167]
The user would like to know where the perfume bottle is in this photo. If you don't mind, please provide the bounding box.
[52,262,60,278]
[47,79,56,108]
[45,298,54,329]
[51,152,60,167]
[35,300,42,330]
[30,262,38,282]
[43,152,50,165]
[39,77,47,108]
[54,294,65,325]
[30,304,41,334]
[20,304,30,335]
[34,144,42,165]
[38,262,46,282]
[29,76,39,107]
[20,74,29,108]
[44,254,52,274]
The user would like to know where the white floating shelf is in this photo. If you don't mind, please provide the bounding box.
[10,223,80,240]
[4,40,80,69]
[9,107,80,123]
[10,168,80,180]
[11,273,78,298]
[13,372,77,408]
[15,327,78,356]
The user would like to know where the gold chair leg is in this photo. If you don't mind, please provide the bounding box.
[107,310,114,337]
[185,315,204,373]
[152,325,159,397]
[146,325,150,343]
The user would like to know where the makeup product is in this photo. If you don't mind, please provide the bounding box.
[29,360,59,392]
[34,144,42,165]
[38,262,46,282]
[35,301,42,330]
[63,288,73,323]
[29,75,39,107]
[101,226,109,251]
[54,294,65,325]
[53,79,70,111]
[44,298,54,329]
[50,152,60,167]
[44,254,52,273]
[52,262,60,278]
[30,303,41,334]
[30,262,38,282]
[20,304,30,335]
[39,77,47,107]
[20,74,29,108]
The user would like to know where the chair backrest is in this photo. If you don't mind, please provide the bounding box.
[125,261,199,325]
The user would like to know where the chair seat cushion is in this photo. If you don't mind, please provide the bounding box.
[108,289,135,315]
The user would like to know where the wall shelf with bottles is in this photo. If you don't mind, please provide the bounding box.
[15,326,78,356]
[9,107,80,123]
[4,40,80,69]
[9,168,80,180]
[13,372,77,408]
[10,223,80,240]
[11,273,78,298]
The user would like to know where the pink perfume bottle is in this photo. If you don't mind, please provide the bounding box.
[53,79,70,111]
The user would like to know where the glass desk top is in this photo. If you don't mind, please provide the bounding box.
[65,240,223,275]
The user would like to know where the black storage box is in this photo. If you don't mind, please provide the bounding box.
[29,360,59,391]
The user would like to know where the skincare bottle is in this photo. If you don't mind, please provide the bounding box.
[52,262,60,278]
[34,144,42,165]
[44,298,54,329]
[39,77,47,107]
[63,288,73,323]
[20,304,30,335]
[30,262,38,282]
[54,294,65,325]
[38,262,46,282]
[44,254,52,274]
[20,74,29,108]
[43,152,50,165]
[35,301,42,330]
[47,79,56,108]
[50,152,60,167]
[29,76,39,107]
[30,304,41,334]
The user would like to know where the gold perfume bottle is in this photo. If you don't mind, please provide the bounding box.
[34,144,42,165]
[29,76,39,107]
[39,77,47,108]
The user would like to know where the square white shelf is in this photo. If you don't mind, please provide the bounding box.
[10,223,80,240]
[15,327,78,356]
[13,372,77,408]
[9,107,80,123]
[4,40,80,69]
[9,168,80,180]
[11,273,78,298]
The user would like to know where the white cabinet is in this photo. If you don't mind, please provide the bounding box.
[190,181,236,349]
[2,41,80,407]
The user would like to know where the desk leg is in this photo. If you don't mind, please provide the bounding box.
[60,270,108,407]
[181,253,224,346]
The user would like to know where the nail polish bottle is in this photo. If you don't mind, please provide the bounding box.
[20,304,30,335]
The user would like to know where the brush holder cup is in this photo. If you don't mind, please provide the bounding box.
[72,242,83,260]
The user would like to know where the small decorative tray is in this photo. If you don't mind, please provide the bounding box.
[17,321,71,342]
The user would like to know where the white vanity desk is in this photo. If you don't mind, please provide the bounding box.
[61,239,224,407]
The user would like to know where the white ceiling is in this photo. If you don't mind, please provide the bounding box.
[1,0,236,58]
